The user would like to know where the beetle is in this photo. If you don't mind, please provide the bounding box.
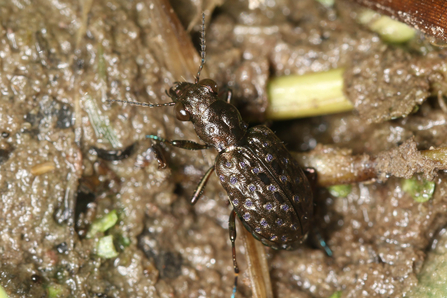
[108,13,324,297]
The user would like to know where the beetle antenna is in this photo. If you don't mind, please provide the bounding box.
[195,13,206,84]
[107,99,175,108]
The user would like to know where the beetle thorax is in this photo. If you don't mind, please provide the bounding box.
[179,84,218,117]
[168,80,248,151]
[193,100,248,151]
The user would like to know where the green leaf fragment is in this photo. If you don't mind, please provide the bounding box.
[408,227,447,296]
[329,291,342,298]
[97,235,119,259]
[402,178,435,203]
[118,235,131,247]
[0,285,9,298]
[328,184,352,198]
[87,210,118,238]
[84,95,122,148]
[48,284,64,298]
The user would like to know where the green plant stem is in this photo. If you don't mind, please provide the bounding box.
[266,68,353,120]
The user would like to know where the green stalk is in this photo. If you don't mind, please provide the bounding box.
[421,147,447,165]
[358,9,415,43]
[266,68,353,120]
[0,286,9,298]
[315,0,334,7]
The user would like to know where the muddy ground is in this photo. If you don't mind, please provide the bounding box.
[1,0,447,297]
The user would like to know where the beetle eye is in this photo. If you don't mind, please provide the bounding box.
[199,79,219,93]
[175,102,191,121]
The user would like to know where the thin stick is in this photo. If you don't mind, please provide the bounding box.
[352,0,447,42]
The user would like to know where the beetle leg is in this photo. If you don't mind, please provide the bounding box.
[91,142,136,161]
[146,135,209,169]
[304,167,333,257]
[229,210,240,298]
[218,87,233,104]
[146,135,210,150]
[150,142,168,169]
[303,167,318,196]
[314,229,333,257]
[225,89,233,104]
[190,165,215,205]
[303,167,317,186]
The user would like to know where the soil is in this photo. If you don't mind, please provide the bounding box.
[1,0,447,298]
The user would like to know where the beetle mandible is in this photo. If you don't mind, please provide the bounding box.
[109,13,321,297]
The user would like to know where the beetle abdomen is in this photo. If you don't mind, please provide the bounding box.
[215,126,313,250]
